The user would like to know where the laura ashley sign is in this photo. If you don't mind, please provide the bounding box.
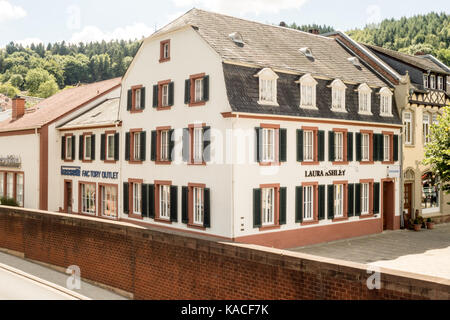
[305,169,346,178]
[0,155,21,168]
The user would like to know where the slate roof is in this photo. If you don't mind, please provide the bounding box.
[223,63,402,125]
[0,78,121,132]
[154,9,388,87]
[363,44,450,75]
[58,98,120,129]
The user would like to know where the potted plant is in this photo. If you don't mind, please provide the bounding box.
[413,218,422,231]
[426,218,435,230]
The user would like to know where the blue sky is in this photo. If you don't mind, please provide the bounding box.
[0,0,448,47]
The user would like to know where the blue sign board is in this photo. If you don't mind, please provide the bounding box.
[61,166,119,180]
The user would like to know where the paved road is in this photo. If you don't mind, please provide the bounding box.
[0,251,128,300]
[290,223,450,280]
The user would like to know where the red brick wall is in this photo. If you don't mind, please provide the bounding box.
[0,206,448,300]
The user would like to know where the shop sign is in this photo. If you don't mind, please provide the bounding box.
[305,169,346,178]
[60,166,118,180]
[0,155,21,168]
[61,166,81,177]
[387,166,401,178]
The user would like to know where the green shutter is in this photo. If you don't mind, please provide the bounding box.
[123,182,129,214]
[328,185,334,220]
[279,187,287,225]
[151,131,157,161]
[253,189,262,228]
[125,132,130,161]
[170,186,178,222]
[373,182,380,214]
[141,87,146,109]
[182,128,190,162]
[114,133,119,161]
[71,136,76,160]
[203,127,211,163]
[204,188,211,228]
[255,127,262,163]
[328,131,335,162]
[168,82,174,106]
[356,133,362,162]
[348,184,355,217]
[347,132,353,162]
[140,131,146,161]
[184,79,191,104]
[318,131,325,162]
[127,89,132,111]
[142,184,149,218]
[148,184,155,219]
[393,135,399,162]
[279,128,287,162]
[296,129,304,162]
[318,185,325,220]
[355,184,361,216]
[169,129,175,162]
[100,134,106,161]
[378,134,384,162]
[181,186,189,223]
[79,135,83,160]
[203,75,209,102]
[61,136,66,160]
[152,85,158,108]
[91,135,96,161]
[295,186,303,223]
[373,133,379,162]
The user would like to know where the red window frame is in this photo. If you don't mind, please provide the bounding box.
[382,131,394,165]
[128,178,144,220]
[98,183,119,220]
[360,179,374,218]
[259,123,280,166]
[302,126,319,166]
[104,130,117,164]
[157,79,172,111]
[188,123,207,166]
[188,183,206,230]
[332,181,349,222]
[130,85,143,113]
[154,180,172,224]
[82,132,93,163]
[0,170,25,207]
[156,126,172,165]
[63,133,74,163]
[189,73,206,107]
[159,40,170,63]
[259,183,281,231]
[129,128,143,164]
[333,128,349,165]
[78,181,97,216]
[301,182,319,226]
[360,130,374,165]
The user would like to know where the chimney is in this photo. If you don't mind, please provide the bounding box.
[414,51,425,56]
[279,21,287,27]
[308,28,320,35]
[12,96,25,120]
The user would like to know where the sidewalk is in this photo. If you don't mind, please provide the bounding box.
[0,251,128,300]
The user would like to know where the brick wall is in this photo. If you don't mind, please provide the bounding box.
[0,206,448,300]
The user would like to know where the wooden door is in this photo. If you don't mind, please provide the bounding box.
[404,184,412,215]
[64,181,72,213]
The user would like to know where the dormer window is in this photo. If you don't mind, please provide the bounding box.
[300,47,314,59]
[423,74,429,88]
[256,68,279,106]
[297,74,317,109]
[379,87,393,117]
[358,83,372,115]
[330,79,347,112]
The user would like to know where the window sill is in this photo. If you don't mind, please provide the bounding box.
[300,105,318,110]
[159,58,170,63]
[380,114,393,117]
[128,213,144,220]
[301,220,319,226]
[130,109,144,114]
[358,112,373,116]
[259,161,280,167]
[359,214,375,219]
[331,108,347,113]
[301,161,320,166]
[128,160,143,165]
[157,106,172,111]
[154,217,172,224]
[258,100,279,107]
[259,225,280,231]
[404,144,415,148]
[360,161,374,165]
[189,101,206,107]
[156,160,172,165]
[332,217,349,222]
[104,159,117,164]
[332,161,349,166]
[188,223,206,231]
[188,162,206,166]
[63,159,74,163]
[382,161,395,165]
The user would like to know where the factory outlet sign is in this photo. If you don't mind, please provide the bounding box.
[305,169,346,178]
[61,166,119,180]
[0,155,21,168]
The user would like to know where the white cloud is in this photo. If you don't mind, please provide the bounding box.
[69,23,154,43]
[173,0,309,16]
[15,37,43,46]
[366,5,382,25]
[0,0,27,22]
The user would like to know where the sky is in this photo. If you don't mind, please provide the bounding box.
[0,0,448,47]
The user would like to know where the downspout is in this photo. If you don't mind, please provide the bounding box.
[231,114,238,241]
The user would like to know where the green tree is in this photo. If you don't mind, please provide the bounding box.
[37,78,59,98]
[423,106,450,199]
[25,68,55,95]
[0,82,19,98]
[9,74,24,89]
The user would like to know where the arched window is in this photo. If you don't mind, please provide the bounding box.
[330,79,347,112]
[358,83,372,115]
[403,110,413,145]
[379,87,393,116]
[256,68,279,106]
[422,172,440,212]
[297,74,318,109]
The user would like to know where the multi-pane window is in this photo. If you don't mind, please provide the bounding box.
[334,184,344,218]
[303,186,314,221]
[160,130,170,161]
[159,185,171,220]
[361,133,370,161]
[430,75,436,89]
[262,188,275,226]
[383,135,390,162]
[423,74,429,88]
[195,78,204,103]
[81,183,96,215]
[262,128,275,162]
[66,136,73,160]
[423,114,431,144]
[301,84,315,108]
[6,172,13,199]
[361,183,369,215]
[135,88,142,110]
[133,183,142,215]
[16,173,23,207]
[380,94,392,116]
[304,131,314,162]
[332,85,345,110]
[107,134,115,161]
[438,76,444,90]
[403,111,412,145]
[193,187,204,225]
[0,173,4,197]
[161,84,169,107]
[193,127,204,163]
[359,91,371,113]
[335,132,344,162]
[163,42,170,60]
[260,79,276,104]
[133,132,141,161]
[100,185,117,218]
[84,135,92,160]
[432,113,439,125]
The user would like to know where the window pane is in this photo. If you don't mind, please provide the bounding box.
[335,132,343,161]
[193,187,204,224]
[303,186,313,221]
[0,173,4,197]
[384,135,390,161]
[135,89,141,109]
[159,185,170,219]
[85,136,91,159]
[66,137,72,159]
[334,184,343,218]
[195,78,203,102]
[6,173,13,199]
[81,184,96,215]
[101,186,117,218]
[16,174,23,206]
[133,183,141,214]
[162,85,169,106]
[304,131,314,161]
[107,135,115,160]
[262,188,274,225]
[193,128,203,162]
[422,172,440,210]
[134,133,140,160]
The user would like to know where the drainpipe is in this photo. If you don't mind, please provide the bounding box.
[400,133,405,229]
[231,114,238,241]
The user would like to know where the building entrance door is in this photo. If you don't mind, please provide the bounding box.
[64,181,72,214]
[404,183,413,216]
[383,181,395,230]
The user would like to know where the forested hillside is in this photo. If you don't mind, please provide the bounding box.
[348,12,450,65]
[0,40,141,98]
